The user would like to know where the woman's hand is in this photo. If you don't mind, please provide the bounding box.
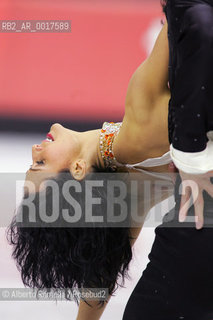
[178,170,213,229]
[168,161,178,185]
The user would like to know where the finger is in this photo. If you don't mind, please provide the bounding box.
[179,185,191,222]
[193,192,204,230]
[168,161,178,173]
[168,162,178,184]
[170,172,178,185]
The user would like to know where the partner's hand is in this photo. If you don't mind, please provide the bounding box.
[179,170,213,229]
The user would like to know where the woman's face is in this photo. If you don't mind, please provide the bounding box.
[29,123,80,174]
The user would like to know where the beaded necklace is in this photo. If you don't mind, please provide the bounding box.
[99,122,122,171]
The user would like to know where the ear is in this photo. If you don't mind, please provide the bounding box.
[70,159,87,181]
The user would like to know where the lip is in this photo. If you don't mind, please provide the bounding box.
[46,133,54,141]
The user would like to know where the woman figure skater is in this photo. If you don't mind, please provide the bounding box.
[7,17,176,319]
[8,0,213,318]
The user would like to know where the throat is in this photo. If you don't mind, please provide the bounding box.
[80,129,104,170]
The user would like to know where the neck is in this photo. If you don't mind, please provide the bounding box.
[78,129,105,171]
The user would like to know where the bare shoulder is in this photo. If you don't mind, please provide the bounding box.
[115,91,170,164]
[125,86,170,135]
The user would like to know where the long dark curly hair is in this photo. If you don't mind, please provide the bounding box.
[7,169,133,306]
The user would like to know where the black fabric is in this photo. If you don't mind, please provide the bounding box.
[166,0,213,152]
[122,174,213,320]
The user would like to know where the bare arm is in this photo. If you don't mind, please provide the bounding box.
[76,230,142,320]
[76,230,139,320]
[125,21,169,113]
[76,299,108,320]
[113,21,170,163]
[76,21,171,320]
[76,171,174,320]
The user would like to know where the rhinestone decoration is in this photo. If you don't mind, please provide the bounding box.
[99,122,122,171]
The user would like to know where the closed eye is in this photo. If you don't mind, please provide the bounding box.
[36,160,45,165]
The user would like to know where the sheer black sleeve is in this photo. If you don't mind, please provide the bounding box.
[166,0,213,152]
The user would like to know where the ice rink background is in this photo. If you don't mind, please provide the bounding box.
[0,132,173,320]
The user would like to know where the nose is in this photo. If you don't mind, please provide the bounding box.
[32,144,42,151]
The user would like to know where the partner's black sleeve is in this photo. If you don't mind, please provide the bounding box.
[166,0,213,152]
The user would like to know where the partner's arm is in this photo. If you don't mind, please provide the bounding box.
[167,4,213,174]
[165,2,213,229]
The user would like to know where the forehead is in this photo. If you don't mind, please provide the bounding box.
[25,169,57,193]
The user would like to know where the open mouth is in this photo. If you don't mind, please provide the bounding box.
[45,133,54,142]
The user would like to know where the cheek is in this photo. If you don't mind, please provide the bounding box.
[47,144,70,166]
[46,145,66,163]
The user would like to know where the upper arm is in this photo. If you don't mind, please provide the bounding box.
[145,20,169,96]
[125,21,169,110]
